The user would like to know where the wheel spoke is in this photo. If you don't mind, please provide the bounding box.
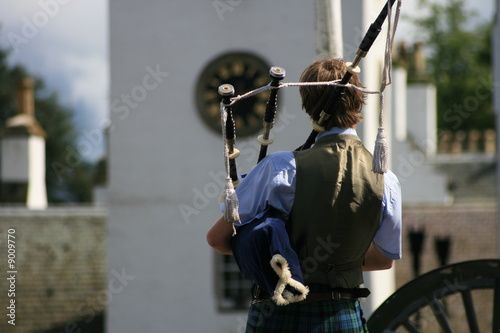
[461,289,480,333]
[429,296,454,333]
[493,278,500,333]
[367,260,500,333]
[402,318,422,333]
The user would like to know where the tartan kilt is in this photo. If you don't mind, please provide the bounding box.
[245,299,368,333]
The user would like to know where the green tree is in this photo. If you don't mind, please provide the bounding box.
[0,47,23,125]
[408,0,493,132]
[0,44,94,203]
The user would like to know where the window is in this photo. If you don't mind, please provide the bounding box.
[215,254,252,311]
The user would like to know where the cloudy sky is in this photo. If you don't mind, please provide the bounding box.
[0,0,108,161]
[0,0,495,162]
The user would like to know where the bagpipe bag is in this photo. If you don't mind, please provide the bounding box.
[231,209,309,305]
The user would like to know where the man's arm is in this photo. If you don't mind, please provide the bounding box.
[366,170,402,271]
[206,216,235,255]
[363,243,394,271]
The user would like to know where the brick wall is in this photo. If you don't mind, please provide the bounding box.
[394,203,498,332]
[0,207,107,333]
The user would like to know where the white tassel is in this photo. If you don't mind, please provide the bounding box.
[372,127,388,174]
[223,181,240,234]
[371,1,401,175]
[220,101,240,233]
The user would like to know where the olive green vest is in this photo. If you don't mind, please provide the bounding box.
[289,134,383,289]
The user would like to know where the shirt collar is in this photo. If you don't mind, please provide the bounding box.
[316,127,357,141]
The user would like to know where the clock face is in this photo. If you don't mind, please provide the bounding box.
[195,52,273,137]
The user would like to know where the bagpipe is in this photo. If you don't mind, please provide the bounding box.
[217,0,402,305]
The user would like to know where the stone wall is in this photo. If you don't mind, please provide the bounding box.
[0,207,107,333]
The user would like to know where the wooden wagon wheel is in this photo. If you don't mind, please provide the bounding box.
[367,259,500,333]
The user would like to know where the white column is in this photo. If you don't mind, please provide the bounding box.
[358,0,397,318]
[27,136,47,209]
[315,0,343,58]
[392,67,408,142]
[363,267,396,317]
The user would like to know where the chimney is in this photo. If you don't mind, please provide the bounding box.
[411,42,428,82]
[17,77,35,117]
[1,77,48,209]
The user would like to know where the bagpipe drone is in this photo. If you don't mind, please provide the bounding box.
[218,0,402,305]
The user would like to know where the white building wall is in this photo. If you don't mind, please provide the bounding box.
[1,137,29,181]
[108,1,315,332]
[407,84,437,156]
[391,80,451,204]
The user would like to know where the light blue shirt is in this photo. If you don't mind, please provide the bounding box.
[226,127,402,260]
